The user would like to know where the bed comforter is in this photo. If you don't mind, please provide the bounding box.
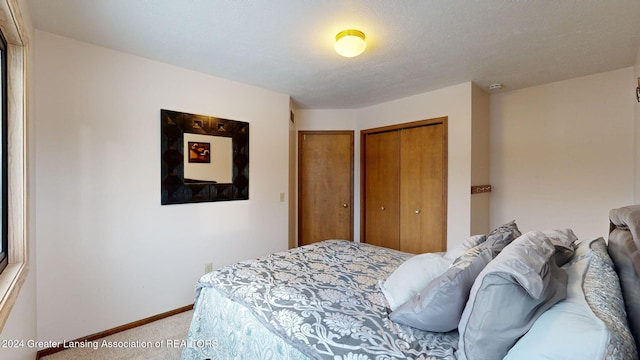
[182,240,459,360]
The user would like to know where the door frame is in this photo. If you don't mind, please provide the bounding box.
[298,130,355,247]
[360,117,448,247]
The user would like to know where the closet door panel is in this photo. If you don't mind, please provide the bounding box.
[361,117,448,253]
[363,131,400,249]
[400,124,445,254]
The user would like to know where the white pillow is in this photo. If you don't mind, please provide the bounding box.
[444,234,487,261]
[381,253,451,311]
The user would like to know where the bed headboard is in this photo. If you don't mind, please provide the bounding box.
[608,205,640,352]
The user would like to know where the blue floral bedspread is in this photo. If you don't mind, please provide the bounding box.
[181,240,458,360]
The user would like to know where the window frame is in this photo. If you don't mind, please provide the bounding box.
[0,0,29,332]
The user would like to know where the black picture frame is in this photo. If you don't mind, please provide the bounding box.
[161,109,249,204]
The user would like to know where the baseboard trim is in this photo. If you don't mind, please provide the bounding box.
[35,304,193,359]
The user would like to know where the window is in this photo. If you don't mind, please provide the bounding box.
[0,28,7,275]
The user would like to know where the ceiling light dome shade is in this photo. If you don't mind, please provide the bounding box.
[335,29,366,57]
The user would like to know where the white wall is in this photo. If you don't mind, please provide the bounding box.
[490,67,635,241]
[470,84,491,235]
[297,109,359,132]
[34,31,290,343]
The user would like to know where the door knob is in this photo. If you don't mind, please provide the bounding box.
[342,203,349,208]
[380,206,386,211]
[415,209,421,214]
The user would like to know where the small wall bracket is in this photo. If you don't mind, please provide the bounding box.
[471,185,492,194]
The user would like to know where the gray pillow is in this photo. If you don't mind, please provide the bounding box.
[390,245,493,332]
[609,205,640,249]
[543,228,578,266]
[485,220,521,255]
[607,227,640,349]
[457,231,568,360]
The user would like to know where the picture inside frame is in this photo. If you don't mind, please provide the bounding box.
[188,141,211,163]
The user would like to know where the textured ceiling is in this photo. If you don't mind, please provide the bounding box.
[28,0,640,109]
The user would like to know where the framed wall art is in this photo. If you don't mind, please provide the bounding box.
[161,109,249,204]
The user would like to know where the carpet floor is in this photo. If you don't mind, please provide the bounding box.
[40,310,193,360]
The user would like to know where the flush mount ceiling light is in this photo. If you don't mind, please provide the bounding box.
[335,29,366,58]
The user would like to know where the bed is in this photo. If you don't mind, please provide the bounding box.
[182,206,640,360]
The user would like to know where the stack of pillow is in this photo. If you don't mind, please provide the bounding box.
[382,222,579,359]
[504,236,637,359]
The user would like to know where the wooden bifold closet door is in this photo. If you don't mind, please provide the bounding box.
[298,131,354,246]
[363,131,400,250]
[361,118,447,254]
